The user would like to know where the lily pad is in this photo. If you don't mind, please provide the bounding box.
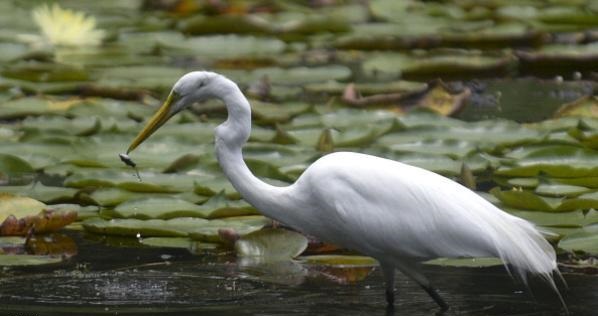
[496,145,598,178]
[235,228,308,260]
[108,194,256,220]
[554,96,598,119]
[0,154,34,184]
[82,217,210,237]
[0,193,77,236]
[0,254,63,266]
[188,216,270,243]
[0,183,78,204]
[424,257,504,267]
[362,51,514,80]
[558,224,598,255]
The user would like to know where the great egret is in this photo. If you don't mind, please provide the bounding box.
[125,71,564,313]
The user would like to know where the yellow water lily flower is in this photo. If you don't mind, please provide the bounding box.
[32,4,105,47]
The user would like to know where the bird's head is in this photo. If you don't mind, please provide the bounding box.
[126,71,220,153]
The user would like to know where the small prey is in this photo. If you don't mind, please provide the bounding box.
[119,153,142,181]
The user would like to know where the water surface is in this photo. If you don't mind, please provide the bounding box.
[0,232,595,316]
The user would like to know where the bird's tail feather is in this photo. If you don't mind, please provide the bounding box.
[491,216,567,313]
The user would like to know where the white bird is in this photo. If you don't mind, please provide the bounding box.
[125,71,564,313]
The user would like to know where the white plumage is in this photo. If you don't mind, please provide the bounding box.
[126,71,564,313]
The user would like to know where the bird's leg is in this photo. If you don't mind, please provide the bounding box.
[381,264,396,306]
[395,262,450,314]
[420,284,449,314]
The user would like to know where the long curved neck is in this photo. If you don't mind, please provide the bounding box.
[213,77,286,215]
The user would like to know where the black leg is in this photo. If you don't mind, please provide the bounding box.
[421,284,449,314]
[386,287,395,305]
[381,264,396,306]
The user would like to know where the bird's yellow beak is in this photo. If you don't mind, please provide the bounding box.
[126,91,178,154]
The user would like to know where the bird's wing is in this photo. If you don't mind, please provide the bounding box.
[300,152,555,274]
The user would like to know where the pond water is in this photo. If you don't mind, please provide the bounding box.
[0,232,595,316]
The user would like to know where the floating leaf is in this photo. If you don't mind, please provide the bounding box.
[0,154,34,184]
[0,183,78,204]
[414,80,471,116]
[424,257,504,267]
[188,216,270,242]
[0,193,77,236]
[82,217,209,237]
[491,188,559,211]
[558,224,598,255]
[518,44,598,77]
[362,51,514,80]
[504,209,591,228]
[554,96,598,119]
[496,145,598,178]
[235,228,308,260]
[0,254,63,266]
[534,184,592,197]
[108,194,256,220]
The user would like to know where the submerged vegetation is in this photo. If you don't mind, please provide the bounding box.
[0,0,596,312]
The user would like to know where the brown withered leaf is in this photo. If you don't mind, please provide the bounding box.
[554,96,598,118]
[0,194,77,236]
[414,80,471,116]
[342,80,470,116]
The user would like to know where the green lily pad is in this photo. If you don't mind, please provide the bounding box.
[21,116,101,137]
[0,97,87,119]
[82,217,209,237]
[0,183,78,204]
[1,62,90,83]
[87,187,205,207]
[223,66,351,86]
[496,145,598,178]
[185,35,285,60]
[518,44,598,77]
[371,152,462,176]
[492,188,598,212]
[504,209,591,228]
[108,193,256,220]
[0,193,47,222]
[558,224,598,255]
[65,170,199,193]
[387,139,477,159]
[251,100,311,124]
[424,257,504,267]
[535,184,593,197]
[0,154,34,183]
[105,197,202,219]
[95,66,187,92]
[188,216,270,243]
[0,254,63,266]
[235,228,308,260]
[180,14,272,35]
[491,188,560,211]
[362,51,514,80]
[377,120,543,149]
